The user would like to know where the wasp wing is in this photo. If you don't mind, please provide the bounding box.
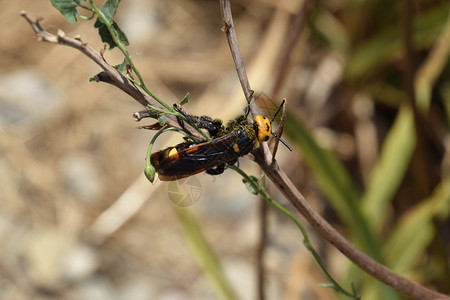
[151,134,240,181]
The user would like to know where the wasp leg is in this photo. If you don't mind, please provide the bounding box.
[206,157,239,175]
[206,164,226,175]
[228,158,238,166]
[173,104,224,137]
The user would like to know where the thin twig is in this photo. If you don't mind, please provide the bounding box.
[257,156,448,300]
[218,3,270,299]
[219,1,257,114]
[20,10,205,142]
[218,1,449,299]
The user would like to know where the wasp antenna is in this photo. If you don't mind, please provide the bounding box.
[272,132,292,151]
[270,99,286,123]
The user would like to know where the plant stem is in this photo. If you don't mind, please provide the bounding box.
[88,0,172,111]
[229,166,359,299]
[88,0,211,141]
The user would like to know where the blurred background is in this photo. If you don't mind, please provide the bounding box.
[1,0,449,299]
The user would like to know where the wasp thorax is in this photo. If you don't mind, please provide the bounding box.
[254,115,271,142]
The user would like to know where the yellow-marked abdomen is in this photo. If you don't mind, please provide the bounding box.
[168,147,179,160]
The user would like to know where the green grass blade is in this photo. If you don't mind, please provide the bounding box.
[285,114,382,259]
[361,106,416,234]
[383,178,450,274]
[415,10,450,113]
[345,3,448,82]
[175,207,238,300]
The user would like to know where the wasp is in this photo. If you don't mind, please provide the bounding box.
[150,100,290,181]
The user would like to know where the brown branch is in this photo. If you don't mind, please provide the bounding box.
[218,1,449,300]
[20,10,205,142]
[219,1,257,114]
[258,156,448,300]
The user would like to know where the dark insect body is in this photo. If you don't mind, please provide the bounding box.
[150,102,285,181]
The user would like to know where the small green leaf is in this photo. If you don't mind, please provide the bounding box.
[95,20,129,49]
[158,114,166,126]
[94,0,129,49]
[284,111,382,259]
[89,59,129,82]
[50,0,81,24]
[180,92,190,106]
[362,106,416,234]
[113,22,129,46]
[98,0,120,23]
[243,175,259,195]
[383,179,450,273]
[115,58,128,73]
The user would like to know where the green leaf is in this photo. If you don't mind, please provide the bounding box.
[383,179,450,274]
[174,208,238,300]
[158,114,166,126]
[345,3,448,82]
[50,0,81,24]
[115,58,128,73]
[98,0,120,23]
[243,175,259,195]
[94,0,129,49]
[284,112,382,257]
[415,10,450,113]
[89,58,128,82]
[362,106,416,234]
[113,22,130,46]
[95,20,129,49]
[180,92,190,106]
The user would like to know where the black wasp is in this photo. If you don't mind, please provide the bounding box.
[150,99,290,181]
